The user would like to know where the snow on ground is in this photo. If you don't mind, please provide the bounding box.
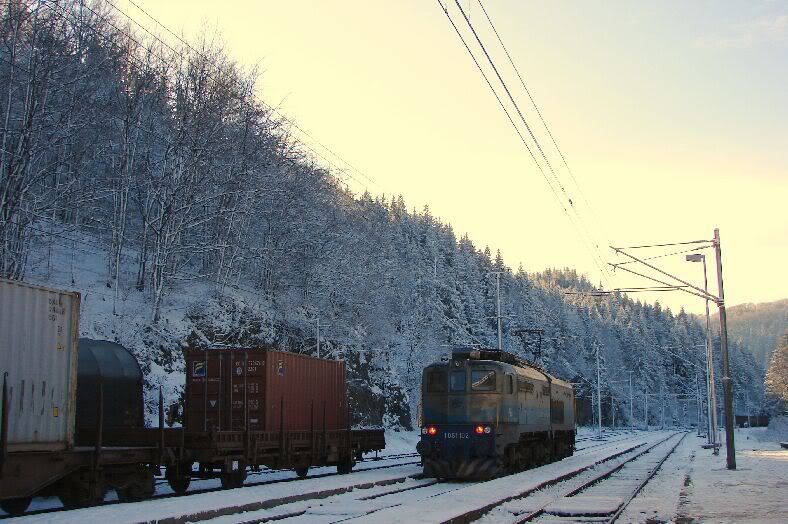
[612,431,700,523]
[203,479,459,524]
[380,429,419,455]
[9,428,786,523]
[543,496,624,517]
[675,427,788,523]
[8,464,422,524]
[350,432,671,523]
[756,415,788,444]
[7,430,420,516]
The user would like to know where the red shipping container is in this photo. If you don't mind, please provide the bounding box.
[184,347,348,433]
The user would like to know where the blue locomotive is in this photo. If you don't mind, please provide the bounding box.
[416,348,575,479]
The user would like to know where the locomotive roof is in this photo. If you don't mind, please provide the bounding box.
[431,347,573,390]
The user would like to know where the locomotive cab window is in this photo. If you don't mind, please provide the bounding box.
[471,370,496,391]
[426,370,447,392]
[449,370,466,392]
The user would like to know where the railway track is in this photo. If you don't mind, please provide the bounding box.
[0,454,422,519]
[5,434,681,522]
[481,432,687,523]
[162,434,663,523]
[149,452,422,489]
[341,432,679,523]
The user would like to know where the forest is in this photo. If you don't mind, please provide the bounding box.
[0,1,768,428]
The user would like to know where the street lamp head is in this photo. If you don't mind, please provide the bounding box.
[686,254,705,262]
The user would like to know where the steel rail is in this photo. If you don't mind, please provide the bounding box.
[512,432,682,523]
[1,458,422,519]
[607,433,687,523]
[512,433,687,524]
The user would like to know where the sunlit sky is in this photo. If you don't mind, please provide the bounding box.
[119,0,787,315]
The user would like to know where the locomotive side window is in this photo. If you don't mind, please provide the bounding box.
[449,371,466,392]
[427,370,447,392]
[518,378,534,393]
[471,370,496,391]
[507,375,514,394]
[551,400,565,423]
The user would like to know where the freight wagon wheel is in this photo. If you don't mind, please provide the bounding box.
[220,469,247,489]
[295,467,309,479]
[116,468,155,502]
[0,496,32,516]
[165,462,193,495]
[58,481,107,509]
[336,458,354,475]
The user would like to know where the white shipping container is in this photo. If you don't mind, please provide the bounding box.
[0,278,80,451]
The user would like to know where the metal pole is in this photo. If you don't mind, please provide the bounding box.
[702,256,719,452]
[611,393,615,428]
[661,383,665,430]
[696,371,703,437]
[745,390,751,428]
[595,343,602,438]
[629,372,633,430]
[714,228,736,470]
[0,373,8,476]
[644,384,649,430]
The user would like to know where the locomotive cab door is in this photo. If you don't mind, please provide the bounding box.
[516,376,533,425]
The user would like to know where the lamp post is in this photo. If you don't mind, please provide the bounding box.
[686,253,719,454]
[595,342,602,438]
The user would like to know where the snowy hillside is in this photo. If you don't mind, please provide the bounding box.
[1,1,767,428]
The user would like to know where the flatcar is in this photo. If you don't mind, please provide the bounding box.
[0,279,384,516]
[416,348,575,479]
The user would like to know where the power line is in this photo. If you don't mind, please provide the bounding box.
[475,0,614,254]
[439,1,613,287]
[611,245,711,267]
[612,240,713,250]
[451,0,614,286]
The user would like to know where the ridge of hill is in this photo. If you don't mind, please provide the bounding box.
[709,299,788,371]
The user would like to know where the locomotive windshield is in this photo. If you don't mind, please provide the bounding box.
[449,370,466,392]
[426,370,447,392]
[471,370,496,391]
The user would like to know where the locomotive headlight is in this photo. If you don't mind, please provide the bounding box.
[484,426,491,434]
[475,425,484,435]
[427,425,438,436]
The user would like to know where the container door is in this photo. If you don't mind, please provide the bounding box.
[0,281,80,451]
[186,350,225,432]
[228,350,265,430]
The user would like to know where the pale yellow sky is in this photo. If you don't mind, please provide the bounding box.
[118,0,787,315]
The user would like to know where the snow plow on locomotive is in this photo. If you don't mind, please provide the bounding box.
[416,348,575,480]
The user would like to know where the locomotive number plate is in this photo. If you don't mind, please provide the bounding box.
[444,432,469,439]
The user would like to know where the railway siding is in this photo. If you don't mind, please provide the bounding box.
[6,464,422,524]
[347,432,672,523]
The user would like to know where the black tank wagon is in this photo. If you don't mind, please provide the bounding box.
[417,348,575,479]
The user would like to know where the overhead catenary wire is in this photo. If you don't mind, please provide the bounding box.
[447,0,614,287]
[474,0,615,256]
[452,0,614,287]
[609,262,712,302]
[437,0,613,288]
[612,240,713,250]
[610,245,711,268]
